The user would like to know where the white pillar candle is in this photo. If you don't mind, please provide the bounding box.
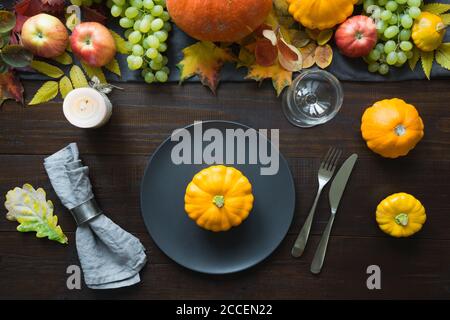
[63,88,112,128]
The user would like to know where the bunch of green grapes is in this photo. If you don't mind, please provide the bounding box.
[363,0,422,75]
[107,0,171,83]
[70,0,103,6]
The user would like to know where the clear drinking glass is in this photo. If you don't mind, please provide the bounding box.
[282,70,344,128]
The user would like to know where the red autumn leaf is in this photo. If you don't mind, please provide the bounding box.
[278,38,299,62]
[82,5,107,24]
[0,70,24,106]
[15,0,65,17]
[13,13,29,34]
[255,38,278,67]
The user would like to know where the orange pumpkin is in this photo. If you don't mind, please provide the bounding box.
[166,0,273,42]
[361,98,424,158]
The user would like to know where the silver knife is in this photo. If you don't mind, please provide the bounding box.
[310,153,358,274]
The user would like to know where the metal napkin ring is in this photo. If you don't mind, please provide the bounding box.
[70,199,103,225]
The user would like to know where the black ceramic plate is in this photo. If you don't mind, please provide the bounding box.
[140,121,295,274]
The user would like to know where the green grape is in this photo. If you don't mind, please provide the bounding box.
[146,35,160,48]
[120,17,134,28]
[154,53,163,63]
[401,15,413,29]
[111,5,122,17]
[151,5,164,16]
[384,40,397,53]
[375,43,385,53]
[145,72,155,83]
[155,70,168,82]
[397,51,407,64]
[83,0,93,6]
[369,49,381,61]
[125,7,139,19]
[145,48,158,59]
[379,63,389,75]
[368,62,380,73]
[378,0,388,5]
[143,0,155,10]
[113,0,126,6]
[380,10,392,21]
[405,51,413,59]
[154,30,168,42]
[161,66,170,74]
[162,56,168,65]
[396,0,407,4]
[409,7,421,19]
[124,29,133,39]
[127,55,143,70]
[376,20,387,33]
[140,15,153,33]
[128,31,143,44]
[386,51,398,65]
[158,42,167,52]
[151,18,164,31]
[388,13,398,24]
[130,0,144,9]
[141,68,150,78]
[385,1,398,11]
[407,0,421,6]
[161,11,170,22]
[154,0,166,5]
[399,29,411,41]
[132,44,144,56]
[364,0,376,11]
[399,41,413,51]
[150,60,163,70]
[134,19,142,31]
[163,22,172,32]
[106,0,114,7]
[384,25,399,39]
[71,0,83,5]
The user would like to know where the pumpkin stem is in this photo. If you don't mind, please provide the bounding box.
[436,22,446,32]
[394,213,409,226]
[394,124,406,136]
[212,195,225,208]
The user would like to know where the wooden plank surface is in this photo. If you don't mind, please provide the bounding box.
[0,80,449,299]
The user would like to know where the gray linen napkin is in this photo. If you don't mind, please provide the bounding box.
[44,143,147,289]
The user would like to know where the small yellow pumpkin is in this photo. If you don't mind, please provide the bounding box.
[376,193,426,238]
[361,98,424,158]
[412,12,446,52]
[287,0,358,30]
[184,165,254,232]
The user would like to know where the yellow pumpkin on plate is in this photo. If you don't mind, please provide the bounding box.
[412,12,446,52]
[376,193,426,238]
[361,98,424,158]
[184,165,254,232]
[287,0,358,30]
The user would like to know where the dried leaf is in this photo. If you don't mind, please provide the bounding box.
[420,50,434,80]
[28,80,59,105]
[436,43,450,70]
[409,46,420,71]
[30,60,64,78]
[306,29,321,41]
[5,183,68,244]
[81,61,107,83]
[315,45,333,69]
[105,58,121,76]
[317,29,334,46]
[273,0,289,15]
[300,43,317,68]
[441,13,450,25]
[15,0,65,17]
[177,41,235,93]
[82,5,107,24]
[255,38,278,67]
[52,52,73,65]
[0,11,16,33]
[59,76,73,98]
[422,3,450,15]
[237,47,255,68]
[0,45,33,68]
[69,65,88,88]
[290,30,310,48]
[0,70,24,106]
[110,30,131,54]
[246,62,292,96]
[278,38,303,72]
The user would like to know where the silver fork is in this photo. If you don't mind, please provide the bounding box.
[291,147,342,258]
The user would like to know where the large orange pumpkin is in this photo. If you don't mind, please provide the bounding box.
[166,0,273,42]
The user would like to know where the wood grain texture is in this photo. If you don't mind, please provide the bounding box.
[0,80,449,299]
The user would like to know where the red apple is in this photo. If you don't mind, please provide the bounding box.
[70,22,116,67]
[21,14,69,58]
[335,15,378,58]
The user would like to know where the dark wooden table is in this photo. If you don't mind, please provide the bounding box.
[0,79,449,299]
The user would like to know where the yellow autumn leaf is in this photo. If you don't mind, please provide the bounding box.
[30,60,64,79]
[70,65,89,88]
[246,62,292,97]
[81,61,107,83]
[59,76,73,98]
[422,3,450,15]
[237,47,255,69]
[52,52,73,65]
[420,50,434,80]
[105,58,121,76]
[300,43,317,68]
[408,47,420,71]
[110,30,131,54]
[317,29,334,46]
[315,45,333,69]
[28,81,59,106]
[441,13,450,25]
[436,43,450,70]
[177,41,235,93]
